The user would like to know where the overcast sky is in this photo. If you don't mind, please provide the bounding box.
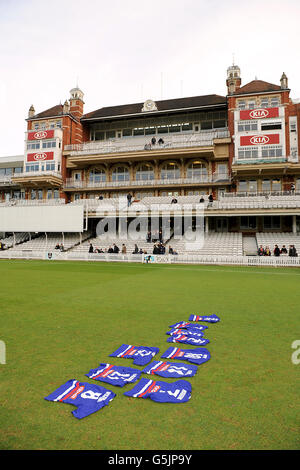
[0,0,299,158]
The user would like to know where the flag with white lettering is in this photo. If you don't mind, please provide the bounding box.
[161,347,211,365]
[167,334,210,346]
[142,361,198,378]
[44,380,116,419]
[124,378,192,403]
[169,321,208,330]
[166,328,205,338]
[109,344,159,366]
[189,314,220,323]
[86,363,141,387]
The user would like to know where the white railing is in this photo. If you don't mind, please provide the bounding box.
[14,170,62,179]
[0,250,299,267]
[221,191,300,198]
[0,198,66,207]
[64,173,230,190]
[0,176,13,184]
[64,129,230,155]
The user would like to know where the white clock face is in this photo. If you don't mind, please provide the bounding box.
[142,99,157,112]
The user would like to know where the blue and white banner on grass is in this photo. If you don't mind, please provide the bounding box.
[109,344,159,366]
[166,328,205,338]
[124,378,192,403]
[44,379,116,419]
[86,363,141,387]
[142,361,198,378]
[161,347,211,365]
[169,321,208,331]
[189,314,220,323]
[167,334,210,346]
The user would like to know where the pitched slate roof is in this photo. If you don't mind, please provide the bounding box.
[29,104,64,119]
[233,80,282,95]
[81,94,227,121]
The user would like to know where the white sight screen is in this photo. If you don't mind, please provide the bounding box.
[0,205,84,232]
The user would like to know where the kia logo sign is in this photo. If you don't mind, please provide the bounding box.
[33,153,47,161]
[250,135,270,145]
[34,131,47,139]
[249,109,269,119]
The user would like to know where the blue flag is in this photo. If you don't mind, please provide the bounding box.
[189,314,220,323]
[161,347,211,365]
[167,334,210,346]
[109,344,159,366]
[169,321,208,330]
[166,328,205,338]
[142,361,198,378]
[124,378,192,403]
[44,380,116,419]
[86,363,141,387]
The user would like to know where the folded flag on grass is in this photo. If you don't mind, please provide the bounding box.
[161,347,211,365]
[169,321,208,330]
[189,314,220,323]
[166,328,205,338]
[142,360,198,378]
[109,344,159,366]
[124,378,192,403]
[44,380,116,419]
[86,363,141,387]
[167,334,210,346]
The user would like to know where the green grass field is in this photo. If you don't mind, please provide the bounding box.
[0,259,299,450]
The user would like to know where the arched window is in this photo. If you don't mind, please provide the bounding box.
[160,162,180,180]
[186,162,208,180]
[135,164,154,181]
[112,166,129,182]
[89,168,106,183]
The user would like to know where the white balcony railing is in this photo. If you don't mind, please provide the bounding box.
[64,129,230,156]
[0,176,13,184]
[13,170,62,179]
[64,173,230,190]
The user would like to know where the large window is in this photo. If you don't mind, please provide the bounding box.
[112,166,129,182]
[186,162,208,180]
[26,164,39,172]
[27,142,40,150]
[240,216,257,229]
[160,162,180,180]
[263,216,280,229]
[89,168,106,183]
[135,164,154,181]
[261,122,282,131]
[42,140,56,149]
[238,147,259,160]
[238,121,258,132]
[262,179,271,192]
[261,146,282,158]
[238,180,257,193]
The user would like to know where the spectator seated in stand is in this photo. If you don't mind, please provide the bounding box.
[258,245,265,256]
[273,245,280,256]
[264,246,271,256]
[289,245,298,257]
[113,243,120,253]
[281,245,288,255]
[171,197,178,204]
